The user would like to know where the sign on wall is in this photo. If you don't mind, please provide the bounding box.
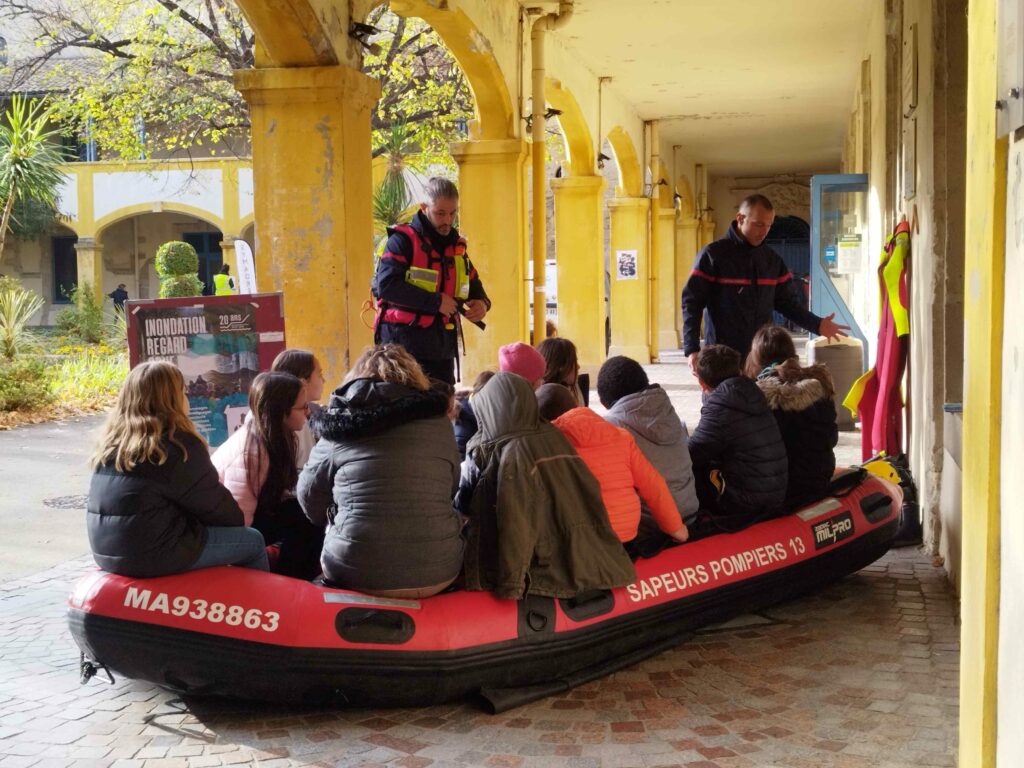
[125,293,286,447]
[615,249,639,280]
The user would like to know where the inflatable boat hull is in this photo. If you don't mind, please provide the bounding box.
[68,476,900,709]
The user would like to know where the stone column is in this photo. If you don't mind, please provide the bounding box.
[73,237,104,303]
[652,206,679,353]
[234,65,379,381]
[675,217,700,340]
[699,220,717,250]
[607,197,652,362]
[450,138,528,382]
[219,237,240,288]
[551,175,605,368]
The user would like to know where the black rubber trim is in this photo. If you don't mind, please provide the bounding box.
[68,518,897,709]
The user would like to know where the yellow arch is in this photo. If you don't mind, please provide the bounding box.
[605,126,642,197]
[675,174,695,217]
[545,78,595,176]
[94,203,225,239]
[233,0,337,67]
[389,0,515,140]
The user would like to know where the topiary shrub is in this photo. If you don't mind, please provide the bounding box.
[155,241,204,298]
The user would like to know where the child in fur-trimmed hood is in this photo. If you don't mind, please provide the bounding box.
[746,324,839,511]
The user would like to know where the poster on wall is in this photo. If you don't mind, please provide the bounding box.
[615,249,639,280]
[126,293,286,447]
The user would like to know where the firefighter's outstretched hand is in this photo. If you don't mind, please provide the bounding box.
[819,313,850,342]
[463,299,488,322]
[439,293,458,317]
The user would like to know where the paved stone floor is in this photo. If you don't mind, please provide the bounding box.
[0,550,958,768]
[0,351,959,767]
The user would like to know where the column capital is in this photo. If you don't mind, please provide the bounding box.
[74,237,101,251]
[234,65,380,109]
[656,206,677,220]
[676,217,700,230]
[450,138,528,164]
[607,196,651,211]
[550,175,604,193]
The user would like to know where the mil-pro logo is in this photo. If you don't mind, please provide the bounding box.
[811,511,854,550]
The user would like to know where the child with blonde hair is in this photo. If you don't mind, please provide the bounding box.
[87,361,267,577]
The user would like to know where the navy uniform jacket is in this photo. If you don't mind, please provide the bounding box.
[681,222,821,359]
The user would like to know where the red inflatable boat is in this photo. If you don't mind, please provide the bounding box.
[68,470,901,712]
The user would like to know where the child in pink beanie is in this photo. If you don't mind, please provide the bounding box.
[498,342,546,388]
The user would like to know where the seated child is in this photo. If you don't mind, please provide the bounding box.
[497,341,546,388]
[597,356,699,526]
[688,345,788,534]
[299,344,463,598]
[455,373,636,599]
[745,324,838,510]
[537,383,689,546]
[271,348,326,469]
[537,337,586,405]
[453,370,494,461]
[213,372,324,579]
[87,361,268,577]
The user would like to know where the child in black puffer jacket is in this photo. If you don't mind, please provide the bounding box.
[688,345,788,536]
[745,324,839,511]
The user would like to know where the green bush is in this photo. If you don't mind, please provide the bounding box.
[159,274,205,298]
[50,349,127,407]
[155,240,199,278]
[0,356,52,411]
[54,283,105,343]
[0,276,44,360]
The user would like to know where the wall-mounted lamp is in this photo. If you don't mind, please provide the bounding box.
[349,22,382,55]
[597,151,611,170]
[554,165,563,178]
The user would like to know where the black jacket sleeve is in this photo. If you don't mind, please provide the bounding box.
[465,253,491,310]
[374,231,443,315]
[170,434,244,527]
[773,271,821,335]
[687,403,728,472]
[681,248,713,355]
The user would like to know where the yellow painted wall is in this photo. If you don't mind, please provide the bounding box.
[959,0,1003,764]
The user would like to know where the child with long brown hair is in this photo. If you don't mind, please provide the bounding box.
[212,371,324,579]
[745,324,839,510]
[537,337,586,405]
[298,344,463,597]
[87,361,268,577]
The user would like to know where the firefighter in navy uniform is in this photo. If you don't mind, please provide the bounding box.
[373,177,490,385]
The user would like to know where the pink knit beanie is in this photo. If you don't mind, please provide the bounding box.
[498,342,546,384]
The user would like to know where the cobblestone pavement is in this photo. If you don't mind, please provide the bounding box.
[0,353,958,767]
[0,549,958,768]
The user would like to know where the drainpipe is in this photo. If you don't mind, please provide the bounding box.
[648,120,659,355]
[529,1,573,342]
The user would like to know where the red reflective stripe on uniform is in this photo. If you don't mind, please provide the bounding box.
[381,252,408,264]
[756,274,791,285]
[717,277,752,285]
[691,269,718,281]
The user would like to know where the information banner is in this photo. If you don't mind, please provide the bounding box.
[234,239,257,294]
[125,293,286,447]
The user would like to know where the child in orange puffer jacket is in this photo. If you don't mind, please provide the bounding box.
[536,384,689,546]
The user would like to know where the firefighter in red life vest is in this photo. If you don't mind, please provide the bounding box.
[373,177,490,385]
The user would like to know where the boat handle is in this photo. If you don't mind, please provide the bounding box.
[526,610,548,632]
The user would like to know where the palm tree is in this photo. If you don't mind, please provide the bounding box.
[0,95,69,259]
[372,123,420,246]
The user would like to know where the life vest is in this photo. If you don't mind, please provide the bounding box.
[375,223,472,328]
[213,273,234,296]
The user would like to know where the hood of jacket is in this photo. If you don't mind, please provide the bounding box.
[312,378,449,441]
[605,385,683,446]
[707,375,770,417]
[471,372,540,441]
[758,373,829,412]
[552,405,620,449]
